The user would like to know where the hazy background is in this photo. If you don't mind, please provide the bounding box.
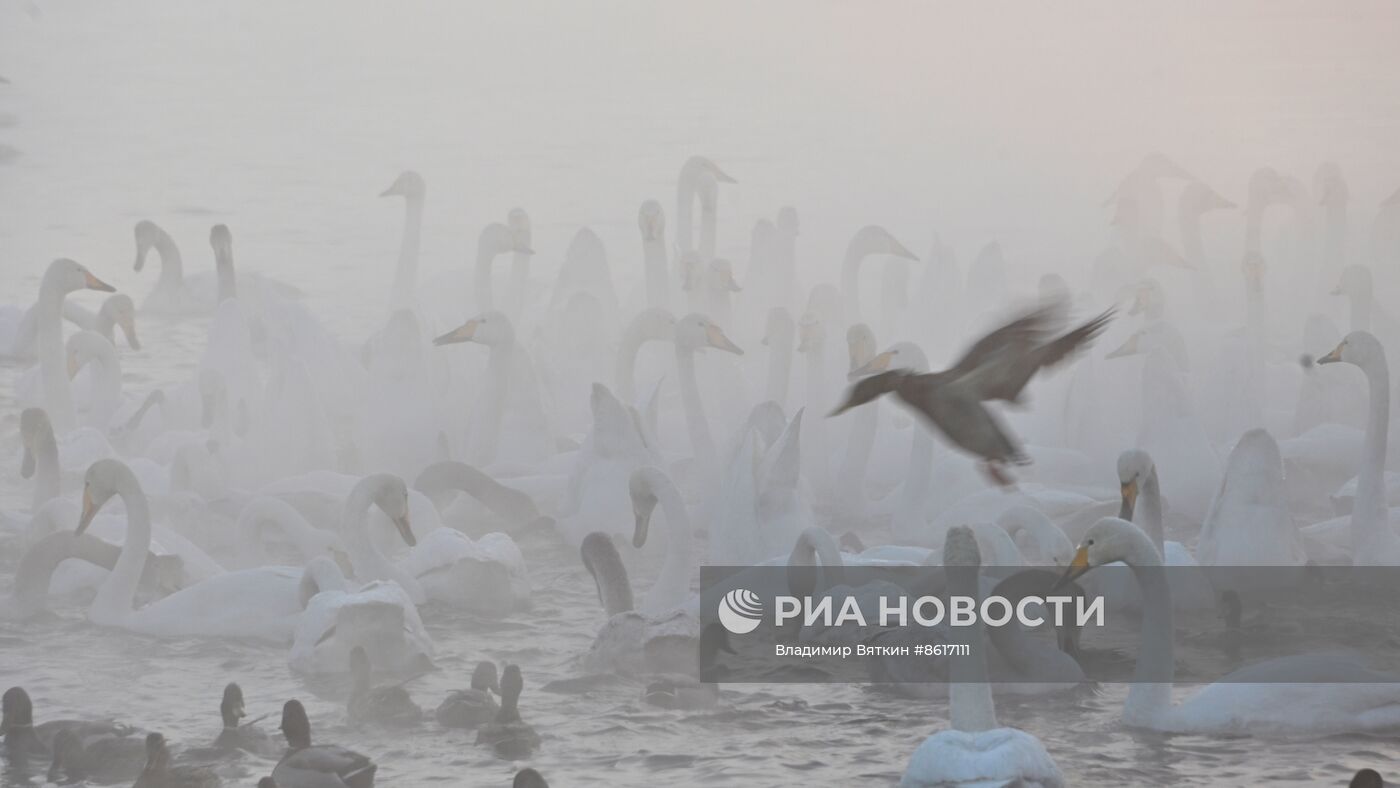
[3,0,1400,338]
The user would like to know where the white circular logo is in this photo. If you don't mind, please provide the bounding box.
[717,588,763,634]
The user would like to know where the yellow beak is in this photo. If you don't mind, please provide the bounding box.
[433,319,479,346]
[1316,343,1344,365]
[1120,480,1138,515]
[1053,545,1091,591]
[705,323,743,355]
[77,488,98,535]
[849,350,894,381]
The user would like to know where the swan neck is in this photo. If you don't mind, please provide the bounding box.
[393,195,424,304]
[644,237,669,310]
[154,230,184,289]
[948,562,997,732]
[676,346,716,465]
[765,332,792,408]
[1125,549,1174,724]
[99,477,152,623]
[1354,353,1394,558]
[1139,470,1166,556]
[644,482,693,613]
[30,428,61,511]
[36,285,75,432]
[474,236,499,313]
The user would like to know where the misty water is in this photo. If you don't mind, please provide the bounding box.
[4,2,1400,786]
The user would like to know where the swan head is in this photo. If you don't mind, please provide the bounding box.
[101,294,140,350]
[1126,278,1163,317]
[849,341,927,379]
[379,170,425,199]
[76,459,137,535]
[279,699,312,749]
[1331,264,1372,299]
[628,467,668,549]
[761,307,793,348]
[1181,181,1235,215]
[796,312,823,354]
[47,258,115,295]
[472,661,500,694]
[681,155,737,186]
[677,250,704,291]
[433,311,513,348]
[514,767,550,788]
[1314,162,1348,207]
[706,259,742,293]
[507,208,532,253]
[132,221,162,271]
[0,687,33,732]
[1247,167,1289,208]
[849,225,917,262]
[580,531,634,617]
[1117,449,1155,517]
[776,206,799,236]
[209,223,233,255]
[630,307,677,342]
[1055,516,1156,589]
[1317,330,1386,371]
[845,323,877,373]
[220,683,245,728]
[367,474,415,547]
[638,200,665,241]
[480,222,534,257]
[675,313,742,355]
[19,408,52,479]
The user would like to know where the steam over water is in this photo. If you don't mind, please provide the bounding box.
[3,1,1400,786]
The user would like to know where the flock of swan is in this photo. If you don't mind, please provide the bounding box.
[2,152,1400,786]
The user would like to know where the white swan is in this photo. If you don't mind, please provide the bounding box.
[288,557,433,676]
[397,461,531,613]
[1061,516,1400,735]
[900,526,1063,787]
[614,307,675,406]
[578,522,698,676]
[1197,429,1306,580]
[839,225,918,327]
[27,259,117,431]
[554,383,659,548]
[1317,331,1400,564]
[673,312,744,470]
[379,170,425,306]
[434,311,553,466]
[74,459,326,642]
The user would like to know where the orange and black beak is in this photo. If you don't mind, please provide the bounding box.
[433,319,479,346]
[1316,342,1344,365]
[85,271,116,293]
[393,513,416,547]
[76,487,99,535]
[1052,545,1091,592]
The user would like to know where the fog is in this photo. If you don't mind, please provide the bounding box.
[2,2,1400,786]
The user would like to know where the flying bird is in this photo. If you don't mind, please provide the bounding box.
[831,300,1114,486]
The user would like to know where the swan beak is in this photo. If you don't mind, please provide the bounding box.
[76,488,98,535]
[1316,343,1344,365]
[393,513,416,546]
[1052,546,1091,591]
[829,396,856,418]
[119,317,141,351]
[331,548,354,576]
[433,320,479,346]
[888,238,918,261]
[632,497,657,549]
[378,184,400,197]
[725,273,742,292]
[711,166,738,184]
[85,271,116,293]
[1105,334,1139,359]
[705,324,743,355]
[1120,480,1138,515]
[20,446,34,479]
[849,350,893,381]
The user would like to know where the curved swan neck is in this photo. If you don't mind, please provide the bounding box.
[643,479,693,613]
[947,556,996,732]
[615,321,654,404]
[1136,468,1166,556]
[96,472,153,624]
[238,497,323,565]
[13,532,123,618]
[342,477,398,581]
[28,424,60,511]
[393,193,424,305]
[152,228,184,290]
[1121,532,1174,724]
